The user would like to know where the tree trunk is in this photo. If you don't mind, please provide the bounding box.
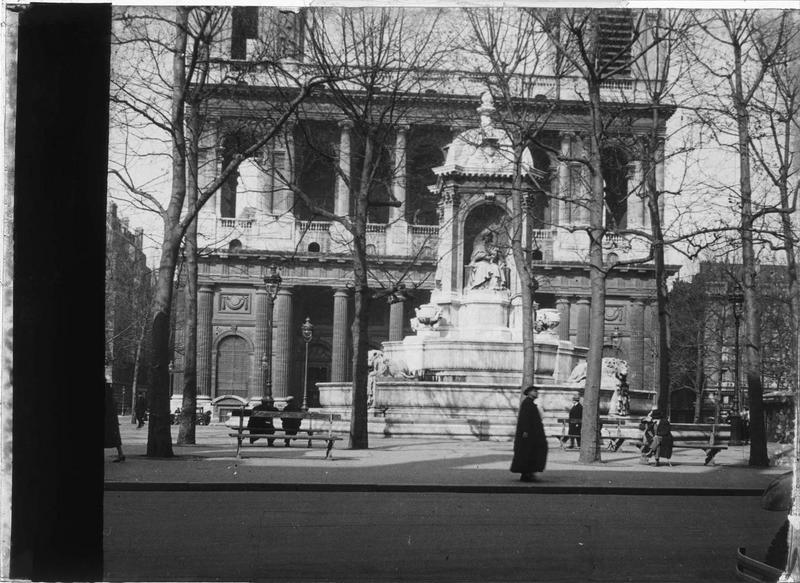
[146,8,189,458]
[644,138,671,415]
[778,114,800,582]
[348,129,374,450]
[129,321,146,424]
[178,106,200,445]
[693,327,704,423]
[579,81,607,464]
[510,143,536,387]
[733,42,768,467]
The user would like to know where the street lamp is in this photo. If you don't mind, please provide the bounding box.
[263,264,282,399]
[301,317,314,410]
[728,285,744,445]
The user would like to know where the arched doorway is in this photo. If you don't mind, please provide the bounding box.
[215,335,251,398]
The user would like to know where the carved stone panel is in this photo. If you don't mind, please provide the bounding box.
[219,293,251,314]
[605,305,627,325]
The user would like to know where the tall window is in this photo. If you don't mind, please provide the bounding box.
[231,7,259,60]
[216,335,251,397]
[602,147,629,231]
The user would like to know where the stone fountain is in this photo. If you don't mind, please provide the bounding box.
[318,93,652,439]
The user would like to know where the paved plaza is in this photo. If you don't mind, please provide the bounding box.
[106,419,789,491]
[103,420,792,582]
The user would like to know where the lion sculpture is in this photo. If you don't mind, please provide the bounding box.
[366,349,415,406]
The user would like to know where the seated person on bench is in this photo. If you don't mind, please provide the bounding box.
[641,409,673,467]
[281,396,302,447]
[248,396,278,446]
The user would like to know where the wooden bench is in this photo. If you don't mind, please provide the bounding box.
[553,417,638,451]
[628,440,728,466]
[228,409,343,459]
[736,547,783,582]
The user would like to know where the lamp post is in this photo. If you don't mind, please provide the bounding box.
[728,286,744,445]
[301,317,314,410]
[263,264,282,399]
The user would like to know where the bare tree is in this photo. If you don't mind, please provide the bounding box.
[533,8,674,463]
[110,7,325,456]
[690,9,794,466]
[275,7,448,448]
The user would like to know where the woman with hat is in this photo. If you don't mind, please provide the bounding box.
[510,386,548,482]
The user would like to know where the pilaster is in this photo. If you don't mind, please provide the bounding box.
[556,297,571,342]
[575,297,591,348]
[197,285,214,397]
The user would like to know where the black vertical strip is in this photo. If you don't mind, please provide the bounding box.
[12,4,110,580]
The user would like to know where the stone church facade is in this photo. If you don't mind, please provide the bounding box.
[170,7,678,414]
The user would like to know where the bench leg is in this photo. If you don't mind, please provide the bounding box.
[704,449,720,466]
[236,437,242,458]
[325,439,334,459]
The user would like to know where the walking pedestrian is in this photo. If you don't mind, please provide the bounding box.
[104,382,125,462]
[134,393,147,428]
[248,396,278,446]
[510,385,548,482]
[647,410,673,467]
[280,396,302,447]
[564,394,582,449]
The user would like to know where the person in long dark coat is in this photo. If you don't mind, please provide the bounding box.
[510,386,548,482]
[104,382,125,462]
[564,395,583,449]
[134,394,147,428]
[248,396,278,445]
[649,410,673,467]
[280,396,302,447]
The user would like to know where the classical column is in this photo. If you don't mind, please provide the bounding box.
[575,297,591,348]
[197,285,215,397]
[391,125,408,223]
[558,132,571,226]
[573,134,588,225]
[272,288,294,399]
[628,298,646,392]
[389,300,404,341]
[331,288,350,382]
[627,161,644,228]
[336,120,353,218]
[556,297,571,342]
[253,288,268,397]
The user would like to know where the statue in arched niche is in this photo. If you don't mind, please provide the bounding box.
[467,229,508,291]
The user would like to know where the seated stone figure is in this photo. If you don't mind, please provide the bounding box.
[467,231,506,291]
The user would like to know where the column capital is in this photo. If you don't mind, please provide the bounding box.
[338,119,354,130]
[397,123,410,134]
[576,297,591,305]
[334,287,351,297]
[556,297,571,306]
[628,296,646,305]
[276,286,294,297]
[199,284,215,294]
